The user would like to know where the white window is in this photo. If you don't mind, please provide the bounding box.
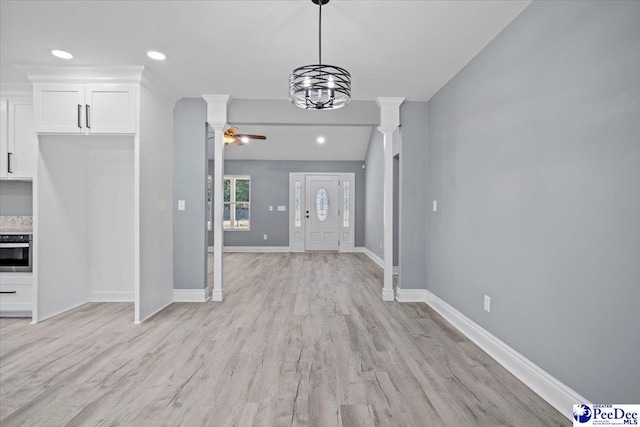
[224,175,250,230]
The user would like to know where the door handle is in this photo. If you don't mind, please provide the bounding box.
[86,105,91,129]
[78,104,82,129]
[7,152,12,174]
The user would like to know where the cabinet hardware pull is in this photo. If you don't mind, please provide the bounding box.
[7,153,12,173]
[78,104,82,129]
[0,291,17,294]
[86,104,91,129]
[0,243,30,248]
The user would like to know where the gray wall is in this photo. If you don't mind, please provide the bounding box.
[208,160,365,247]
[173,98,208,290]
[0,181,32,215]
[426,0,640,403]
[399,102,429,289]
[364,129,384,259]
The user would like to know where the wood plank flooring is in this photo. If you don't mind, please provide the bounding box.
[0,253,568,426]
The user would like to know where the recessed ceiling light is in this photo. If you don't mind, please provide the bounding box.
[147,51,167,61]
[50,49,73,59]
[317,136,326,144]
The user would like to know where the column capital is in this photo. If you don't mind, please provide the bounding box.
[376,97,405,130]
[377,125,398,134]
[202,94,231,126]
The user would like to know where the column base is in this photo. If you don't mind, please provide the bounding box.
[382,288,395,301]
[211,290,223,302]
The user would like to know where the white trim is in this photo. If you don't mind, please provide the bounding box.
[17,65,145,85]
[134,300,172,324]
[395,288,427,302]
[173,288,209,302]
[90,292,134,302]
[211,289,223,302]
[358,247,384,269]
[423,289,589,420]
[209,246,291,253]
[35,301,87,323]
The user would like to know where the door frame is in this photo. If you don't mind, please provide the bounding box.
[289,172,355,252]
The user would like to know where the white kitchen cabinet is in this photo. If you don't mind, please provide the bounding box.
[34,84,137,134]
[0,273,33,317]
[0,98,36,179]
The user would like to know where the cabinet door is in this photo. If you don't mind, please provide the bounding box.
[0,100,7,178]
[85,85,137,134]
[8,99,37,179]
[34,84,85,133]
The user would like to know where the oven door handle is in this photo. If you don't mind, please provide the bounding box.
[0,243,30,248]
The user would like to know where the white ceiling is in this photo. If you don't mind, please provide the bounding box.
[1,1,530,161]
[212,125,372,161]
[0,0,531,101]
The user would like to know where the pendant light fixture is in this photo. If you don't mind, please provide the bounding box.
[289,0,351,110]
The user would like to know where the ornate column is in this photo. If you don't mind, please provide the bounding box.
[202,95,231,302]
[377,97,404,301]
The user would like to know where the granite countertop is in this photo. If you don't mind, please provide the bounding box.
[0,216,33,234]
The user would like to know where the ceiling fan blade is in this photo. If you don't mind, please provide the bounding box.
[233,138,246,146]
[235,134,267,140]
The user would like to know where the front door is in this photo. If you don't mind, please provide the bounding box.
[305,175,339,251]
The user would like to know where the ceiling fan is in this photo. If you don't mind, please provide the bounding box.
[208,125,267,146]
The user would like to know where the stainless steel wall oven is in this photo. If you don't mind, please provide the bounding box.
[0,234,32,272]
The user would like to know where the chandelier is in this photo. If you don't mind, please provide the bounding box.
[289,0,351,110]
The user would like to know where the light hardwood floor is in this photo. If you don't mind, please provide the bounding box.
[0,253,568,426]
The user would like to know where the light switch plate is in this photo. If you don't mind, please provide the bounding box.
[178,200,186,211]
[269,206,273,211]
[277,205,286,211]
[433,200,437,212]
[484,295,491,312]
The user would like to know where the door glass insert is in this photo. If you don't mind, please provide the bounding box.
[295,180,301,227]
[316,187,329,222]
[343,181,350,227]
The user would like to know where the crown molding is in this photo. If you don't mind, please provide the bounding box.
[15,65,145,85]
[140,68,180,105]
[0,82,32,98]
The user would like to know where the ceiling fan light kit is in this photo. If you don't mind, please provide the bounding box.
[289,0,351,110]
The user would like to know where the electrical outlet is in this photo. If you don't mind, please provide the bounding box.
[433,200,437,212]
[269,206,273,211]
[178,200,186,211]
[484,295,491,312]
[263,234,268,240]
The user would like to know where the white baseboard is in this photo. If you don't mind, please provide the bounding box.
[211,289,223,302]
[173,288,209,302]
[357,247,384,268]
[395,288,427,302]
[90,291,134,302]
[209,246,291,253]
[35,300,88,324]
[355,247,399,275]
[423,290,588,420]
[135,300,172,324]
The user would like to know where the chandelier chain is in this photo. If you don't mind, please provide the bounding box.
[318,0,322,65]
